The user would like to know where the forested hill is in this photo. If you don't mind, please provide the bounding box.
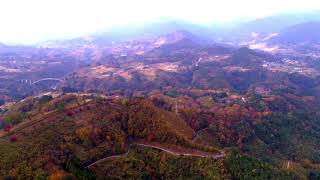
[0,94,297,179]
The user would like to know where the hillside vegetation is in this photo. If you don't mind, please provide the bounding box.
[0,94,296,179]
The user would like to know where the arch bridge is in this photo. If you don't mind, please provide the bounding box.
[31,78,63,85]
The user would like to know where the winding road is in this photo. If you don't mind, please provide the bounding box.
[0,93,226,169]
[86,138,225,168]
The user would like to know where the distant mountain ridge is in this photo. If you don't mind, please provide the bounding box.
[268,21,320,44]
[220,11,320,42]
[39,19,217,48]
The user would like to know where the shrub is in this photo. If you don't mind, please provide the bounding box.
[4,112,25,125]
[199,116,209,129]
[10,136,17,142]
[66,157,96,180]
[164,90,179,98]
[66,111,74,117]
[4,125,12,132]
[57,102,66,112]
[39,95,53,104]
[309,169,320,180]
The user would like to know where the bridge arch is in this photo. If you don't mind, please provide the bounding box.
[32,78,63,85]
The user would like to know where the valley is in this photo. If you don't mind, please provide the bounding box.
[0,15,320,179]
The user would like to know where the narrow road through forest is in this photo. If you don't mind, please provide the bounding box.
[86,142,225,168]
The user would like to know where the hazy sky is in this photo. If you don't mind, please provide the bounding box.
[0,0,319,44]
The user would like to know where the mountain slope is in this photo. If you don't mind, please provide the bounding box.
[0,94,224,178]
[220,11,320,42]
[269,21,320,44]
[0,94,298,179]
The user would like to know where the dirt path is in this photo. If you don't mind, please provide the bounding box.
[0,100,94,139]
[86,142,225,168]
[0,93,116,139]
[192,128,209,143]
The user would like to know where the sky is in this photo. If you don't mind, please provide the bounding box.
[0,0,320,44]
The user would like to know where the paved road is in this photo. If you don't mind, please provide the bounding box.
[0,94,225,169]
[86,142,225,168]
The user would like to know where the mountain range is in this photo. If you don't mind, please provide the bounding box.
[0,11,320,179]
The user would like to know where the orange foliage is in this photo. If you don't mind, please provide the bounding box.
[49,171,74,180]
[212,104,252,147]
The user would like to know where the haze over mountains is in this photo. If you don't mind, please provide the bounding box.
[1,9,320,179]
[268,21,320,44]
[16,11,312,49]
